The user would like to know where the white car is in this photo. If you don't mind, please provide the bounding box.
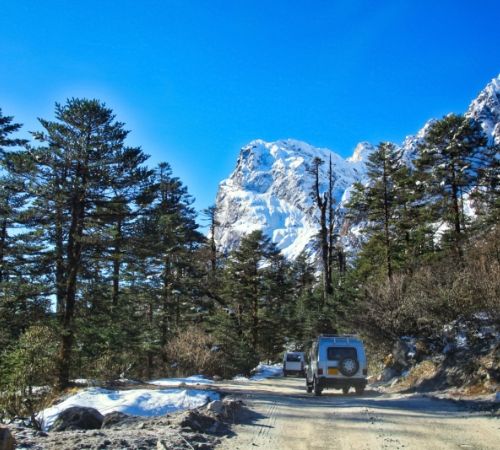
[305,335,368,395]
[283,351,305,377]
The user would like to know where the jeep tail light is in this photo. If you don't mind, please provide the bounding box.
[363,368,368,375]
[318,368,323,375]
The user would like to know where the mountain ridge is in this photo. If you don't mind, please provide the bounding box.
[214,75,500,259]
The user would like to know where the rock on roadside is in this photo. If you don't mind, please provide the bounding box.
[50,406,104,431]
[8,396,245,449]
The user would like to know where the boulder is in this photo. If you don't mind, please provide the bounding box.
[0,427,15,450]
[175,410,220,434]
[50,406,104,431]
[101,411,136,429]
[207,400,224,415]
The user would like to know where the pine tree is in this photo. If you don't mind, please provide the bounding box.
[130,162,204,372]
[0,110,49,350]
[416,114,488,257]
[28,98,149,388]
[259,245,292,360]
[287,251,317,342]
[347,142,403,280]
[202,204,219,276]
[0,109,28,284]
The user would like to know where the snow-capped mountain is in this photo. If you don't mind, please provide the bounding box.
[214,139,374,259]
[214,75,500,259]
[466,75,500,144]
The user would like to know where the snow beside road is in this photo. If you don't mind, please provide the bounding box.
[39,387,219,431]
[234,363,283,382]
[149,375,214,387]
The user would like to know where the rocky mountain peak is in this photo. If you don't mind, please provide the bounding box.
[347,141,376,163]
[215,74,500,259]
[215,139,366,259]
[466,74,500,144]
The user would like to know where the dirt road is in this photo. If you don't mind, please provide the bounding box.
[217,377,499,450]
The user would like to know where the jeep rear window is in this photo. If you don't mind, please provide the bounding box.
[286,353,302,362]
[327,347,357,361]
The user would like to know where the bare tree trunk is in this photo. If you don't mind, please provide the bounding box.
[58,188,85,389]
[112,217,122,306]
[55,202,65,316]
[251,279,259,352]
[382,156,393,280]
[450,164,463,259]
[311,158,333,302]
[327,157,335,291]
[0,218,7,283]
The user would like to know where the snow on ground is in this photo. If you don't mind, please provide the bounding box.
[234,363,283,382]
[148,375,214,387]
[38,387,219,431]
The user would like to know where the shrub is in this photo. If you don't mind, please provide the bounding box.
[164,326,223,377]
[0,325,58,426]
[349,228,500,343]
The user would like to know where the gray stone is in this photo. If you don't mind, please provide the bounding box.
[207,400,224,415]
[101,411,135,429]
[50,406,104,432]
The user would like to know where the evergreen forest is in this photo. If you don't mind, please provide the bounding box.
[0,100,498,421]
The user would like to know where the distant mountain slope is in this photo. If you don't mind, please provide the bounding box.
[214,75,500,259]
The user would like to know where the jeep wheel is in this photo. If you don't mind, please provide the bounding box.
[313,377,322,396]
[342,387,350,395]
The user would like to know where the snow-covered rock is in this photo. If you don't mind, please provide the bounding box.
[38,387,219,431]
[233,363,284,382]
[215,75,500,259]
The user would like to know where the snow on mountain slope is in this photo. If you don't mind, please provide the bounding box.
[466,74,500,144]
[214,139,372,259]
[214,75,500,259]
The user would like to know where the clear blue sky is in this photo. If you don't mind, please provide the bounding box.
[1,0,499,216]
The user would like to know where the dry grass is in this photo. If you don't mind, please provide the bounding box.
[396,360,438,389]
[164,326,222,377]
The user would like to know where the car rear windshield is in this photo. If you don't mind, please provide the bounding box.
[286,353,302,362]
[327,347,357,361]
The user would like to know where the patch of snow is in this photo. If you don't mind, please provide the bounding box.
[38,387,218,431]
[233,363,283,382]
[473,312,491,321]
[148,375,214,387]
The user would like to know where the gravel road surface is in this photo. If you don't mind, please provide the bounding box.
[217,377,499,450]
